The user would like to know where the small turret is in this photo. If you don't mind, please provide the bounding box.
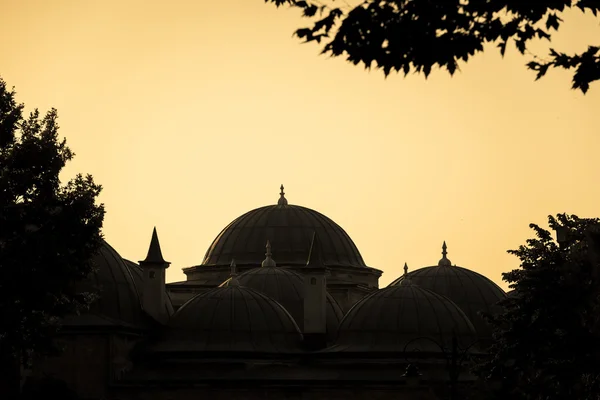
[261,240,276,268]
[139,227,170,323]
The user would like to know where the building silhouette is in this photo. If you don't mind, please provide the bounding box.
[27,186,507,400]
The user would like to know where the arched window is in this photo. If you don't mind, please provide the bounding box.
[149,270,156,279]
[310,277,317,285]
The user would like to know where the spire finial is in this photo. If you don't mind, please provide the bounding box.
[229,259,239,286]
[277,184,288,206]
[438,241,452,267]
[403,262,409,276]
[261,240,277,267]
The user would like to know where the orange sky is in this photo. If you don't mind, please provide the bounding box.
[1,0,599,289]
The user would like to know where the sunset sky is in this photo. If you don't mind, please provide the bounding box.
[2,0,599,289]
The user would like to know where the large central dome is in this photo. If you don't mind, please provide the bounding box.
[201,186,367,268]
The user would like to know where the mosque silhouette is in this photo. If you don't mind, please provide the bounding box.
[26,186,507,400]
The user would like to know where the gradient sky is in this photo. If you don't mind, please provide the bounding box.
[2,0,599,289]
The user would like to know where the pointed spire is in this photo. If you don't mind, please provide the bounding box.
[277,184,288,206]
[229,259,240,287]
[261,240,277,267]
[140,227,169,266]
[403,262,409,276]
[306,231,325,267]
[438,241,452,267]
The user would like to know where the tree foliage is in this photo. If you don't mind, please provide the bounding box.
[477,214,600,399]
[267,0,600,93]
[0,77,105,360]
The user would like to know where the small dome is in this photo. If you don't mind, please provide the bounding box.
[166,286,303,353]
[201,189,366,268]
[71,241,144,327]
[389,265,507,339]
[336,284,477,353]
[220,267,344,341]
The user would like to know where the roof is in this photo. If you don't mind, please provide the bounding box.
[200,194,366,268]
[161,286,303,354]
[219,266,344,341]
[389,265,506,339]
[139,227,169,265]
[335,283,478,353]
[71,241,145,328]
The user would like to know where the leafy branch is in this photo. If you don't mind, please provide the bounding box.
[267,0,600,93]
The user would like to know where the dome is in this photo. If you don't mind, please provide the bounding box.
[70,241,145,328]
[201,187,366,268]
[219,266,344,341]
[165,286,303,353]
[336,283,477,353]
[389,244,507,339]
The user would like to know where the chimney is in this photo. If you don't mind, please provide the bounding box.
[138,227,170,324]
[303,232,328,350]
[555,226,569,247]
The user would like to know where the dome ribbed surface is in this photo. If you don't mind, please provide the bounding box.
[73,241,144,327]
[166,286,303,353]
[336,284,477,353]
[389,266,506,338]
[220,267,344,341]
[201,204,366,268]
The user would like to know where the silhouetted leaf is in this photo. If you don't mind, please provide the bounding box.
[516,39,527,54]
[545,13,561,30]
[423,64,431,78]
[303,4,318,17]
[295,28,312,39]
[498,41,507,57]
[447,61,457,76]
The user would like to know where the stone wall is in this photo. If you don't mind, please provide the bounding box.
[114,386,441,400]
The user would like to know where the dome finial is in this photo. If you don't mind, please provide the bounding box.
[400,262,413,286]
[262,240,277,267]
[229,259,240,286]
[438,241,452,267]
[278,184,288,206]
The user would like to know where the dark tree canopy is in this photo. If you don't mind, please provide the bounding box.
[267,0,600,93]
[0,77,105,361]
[477,214,600,399]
